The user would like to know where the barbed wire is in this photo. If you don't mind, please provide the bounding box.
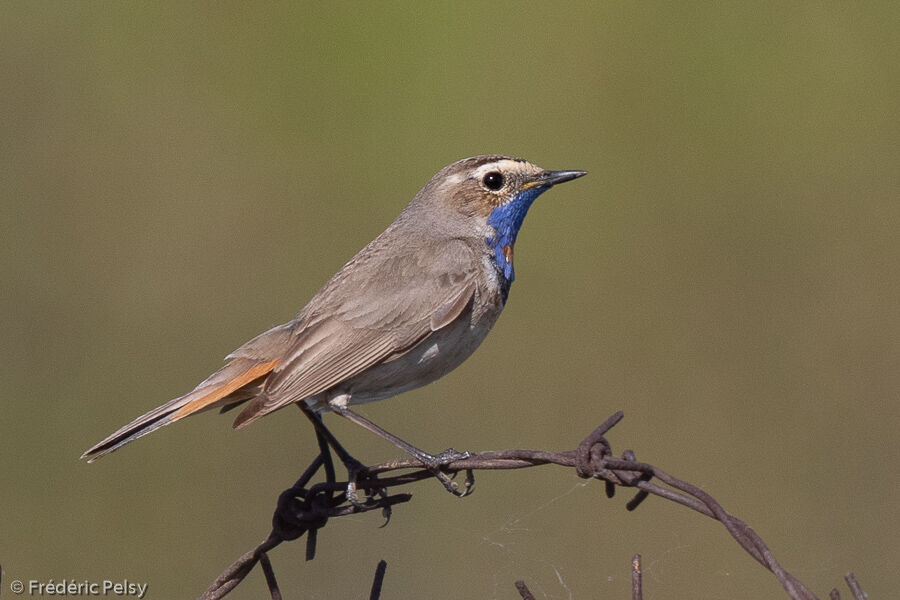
[198,411,868,600]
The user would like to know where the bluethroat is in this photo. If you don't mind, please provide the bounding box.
[83,155,587,494]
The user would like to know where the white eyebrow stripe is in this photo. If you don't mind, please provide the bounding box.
[471,159,523,178]
[443,172,467,185]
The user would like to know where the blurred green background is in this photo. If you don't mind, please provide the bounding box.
[2,2,898,599]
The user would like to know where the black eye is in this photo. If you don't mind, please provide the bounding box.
[482,171,504,191]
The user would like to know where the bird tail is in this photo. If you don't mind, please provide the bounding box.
[81,357,278,462]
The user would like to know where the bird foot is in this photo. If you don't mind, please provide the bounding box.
[429,447,472,467]
[418,448,474,497]
[341,457,385,508]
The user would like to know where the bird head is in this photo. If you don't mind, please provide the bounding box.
[413,155,587,282]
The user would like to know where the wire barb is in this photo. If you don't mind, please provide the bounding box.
[198,412,868,600]
[632,553,643,600]
[369,560,388,600]
[514,580,536,600]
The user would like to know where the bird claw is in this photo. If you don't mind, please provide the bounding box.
[433,467,475,497]
[418,448,474,497]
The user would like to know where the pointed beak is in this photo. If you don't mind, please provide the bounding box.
[523,169,588,190]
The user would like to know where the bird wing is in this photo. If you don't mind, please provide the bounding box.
[231,237,480,427]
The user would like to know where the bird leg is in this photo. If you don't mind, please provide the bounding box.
[298,405,371,506]
[328,404,474,497]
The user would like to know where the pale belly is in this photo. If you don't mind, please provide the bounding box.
[319,318,494,411]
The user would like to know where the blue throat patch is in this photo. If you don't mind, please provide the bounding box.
[485,186,548,284]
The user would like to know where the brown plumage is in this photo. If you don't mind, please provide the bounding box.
[82,155,586,463]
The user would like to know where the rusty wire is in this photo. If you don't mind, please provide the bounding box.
[198,411,866,600]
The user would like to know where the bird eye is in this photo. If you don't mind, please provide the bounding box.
[482,171,504,191]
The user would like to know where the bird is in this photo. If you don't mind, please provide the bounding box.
[82,155,586,494]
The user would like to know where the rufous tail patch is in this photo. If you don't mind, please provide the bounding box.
[171,359,279,419]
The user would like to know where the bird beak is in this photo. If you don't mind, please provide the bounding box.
[523,169,588,190]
